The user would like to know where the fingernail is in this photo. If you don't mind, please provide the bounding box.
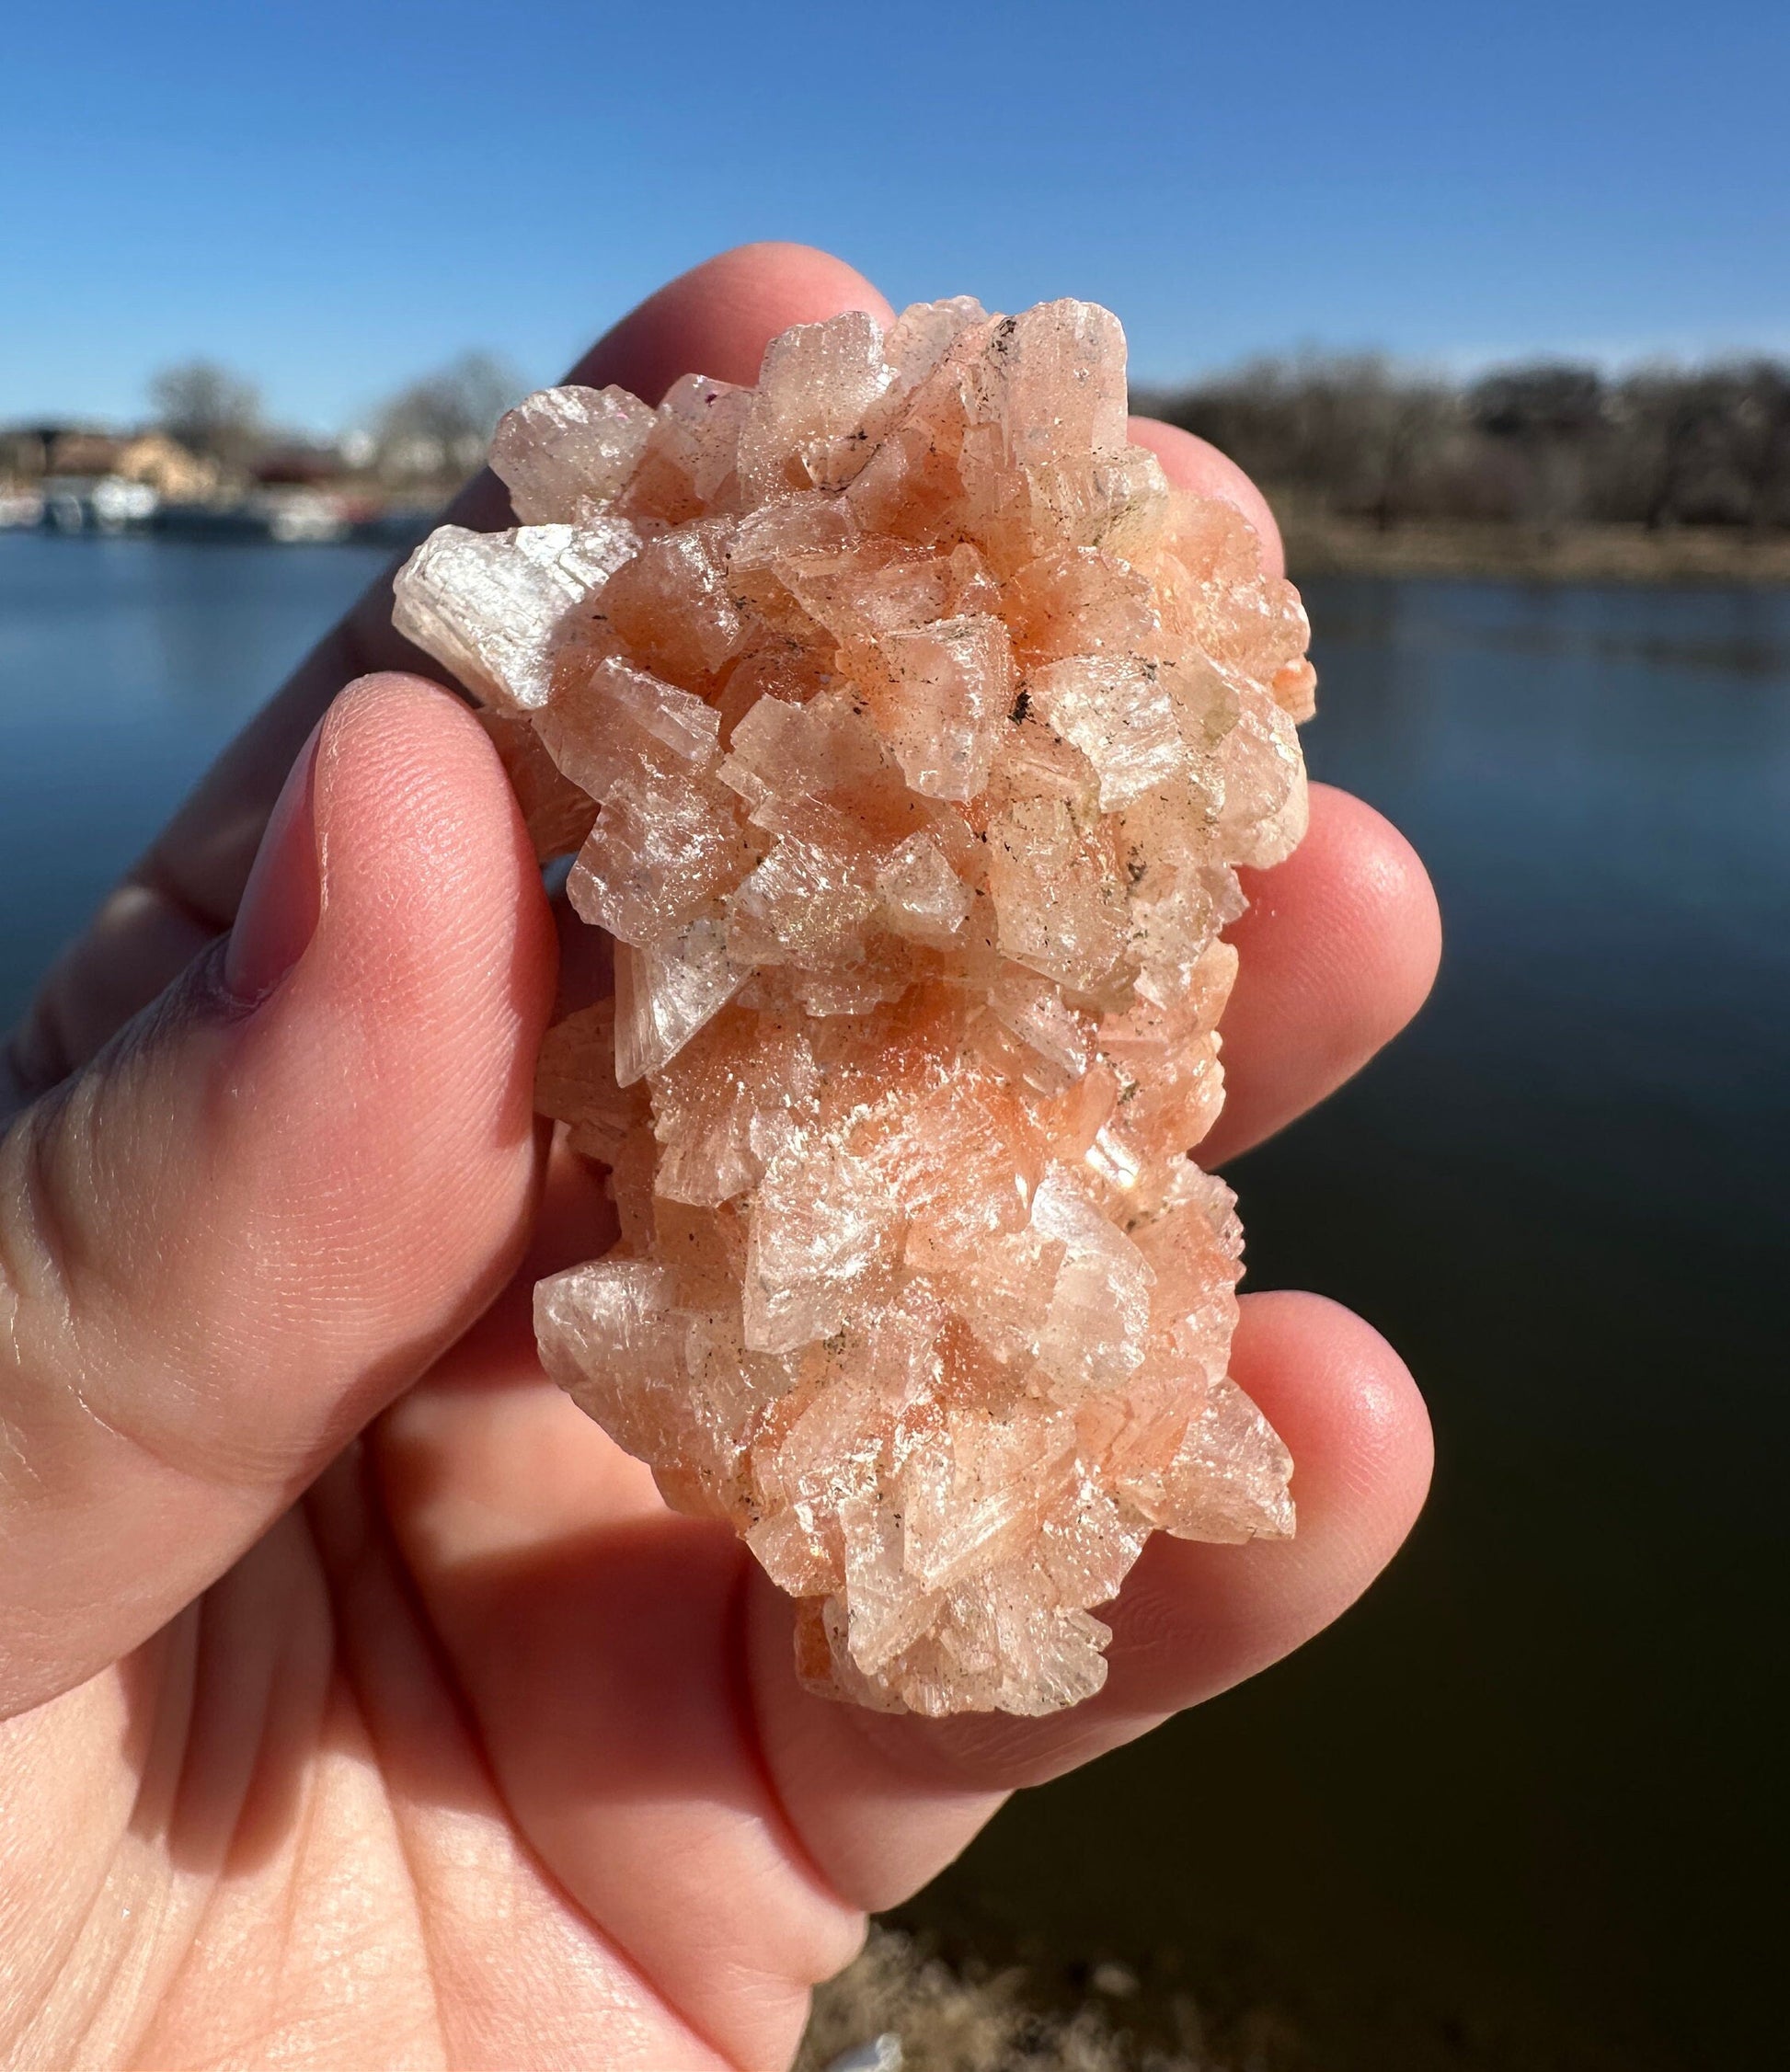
[224,723,325,1004]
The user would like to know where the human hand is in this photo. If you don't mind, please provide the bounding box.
[0,246,1440,2071]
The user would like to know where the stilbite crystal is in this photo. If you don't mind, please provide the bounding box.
[395,297,1313,1716]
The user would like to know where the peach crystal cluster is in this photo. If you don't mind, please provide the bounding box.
[393,297,1316,1716]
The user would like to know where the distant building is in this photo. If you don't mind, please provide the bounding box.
[250,441,353,489]
[0,423,105,481]
[114,431,219,500]
[0,423,218,500]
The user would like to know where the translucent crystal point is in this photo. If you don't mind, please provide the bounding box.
[396,296,1315,1716]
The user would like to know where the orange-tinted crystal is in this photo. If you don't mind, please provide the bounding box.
[396,298,1312,1715]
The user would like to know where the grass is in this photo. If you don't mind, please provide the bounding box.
[1276,507,1790,587]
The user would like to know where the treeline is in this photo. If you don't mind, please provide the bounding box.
[1141,357,1790,535]
[139,352,524,486]
[35,348,1790,536]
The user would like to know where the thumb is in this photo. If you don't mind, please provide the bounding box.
[0,674,556,1717]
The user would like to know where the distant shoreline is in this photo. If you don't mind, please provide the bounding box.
[1279,512,1790,589]
[7,504,1789,591]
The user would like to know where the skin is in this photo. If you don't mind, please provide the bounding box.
[0,244,1441,2072]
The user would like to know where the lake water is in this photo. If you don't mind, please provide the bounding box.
[2,536,1784,2070]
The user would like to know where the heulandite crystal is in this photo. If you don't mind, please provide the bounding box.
[394,297,1315,1716]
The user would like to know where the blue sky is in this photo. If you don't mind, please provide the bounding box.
[4,0,1786,430]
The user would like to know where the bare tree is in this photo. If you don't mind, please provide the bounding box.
[1144,351,1790,539]
[373,352,525,485]
[1716,361,1790,534]
[1470,365,1605,539]
[147,361,264,468]
[1313,359,1462,532]
[1154,354,1463,528]
[1606,369,1725,529]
